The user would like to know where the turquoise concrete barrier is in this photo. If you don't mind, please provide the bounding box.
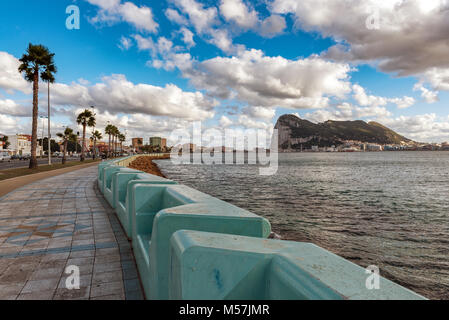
[104,167,141,208]
[129,184,271,300]
[115,172,178,238]
[169,230,426,300]
[97,156,426,301]
[97,160,115,190]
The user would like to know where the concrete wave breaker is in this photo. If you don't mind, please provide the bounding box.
[169,230,426,300]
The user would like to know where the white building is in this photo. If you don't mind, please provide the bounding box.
[8,134,42,156]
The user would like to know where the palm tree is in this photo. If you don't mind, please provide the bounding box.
[76,109,96,162]
[18,43,56,169]
[57,128,77,165]
[91,130,102,160]
[118,133,126,155]
[105,124,114,158]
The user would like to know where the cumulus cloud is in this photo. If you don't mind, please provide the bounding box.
[219,0,286,37]
[259,15,286,38]
[219,115,233,127]
[381,113,449,143]
[219,0,259,29]
[165,8,189,25]
[242,106,276,120]
[0,99,30,117]
[0,51,31,94]
[352,84,415,109]
[0,114,21,134]
[413,84,439,104]
[305,102,392,123]
[271,0,449,90]
[172,0,218,34]
[237,114,273,130]
[86,0,158,33]
[49,74,216,121]
[179,27,195,48]
[183,49,352,109]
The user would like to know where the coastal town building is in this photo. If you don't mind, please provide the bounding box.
[132,138,143,151]
[7,134,42,156]
[0,134,5,150]
[149,137,167,149]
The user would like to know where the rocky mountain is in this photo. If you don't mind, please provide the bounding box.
[275,114,412,150]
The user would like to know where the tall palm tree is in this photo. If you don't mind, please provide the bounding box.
[118,133,126,155]
[105,124,114,158]
[76,109,96,162]
[57,128,77,165]
[91,130,102,160]
[18,43,56,169]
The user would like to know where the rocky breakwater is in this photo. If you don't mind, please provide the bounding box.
[128,155,170,178]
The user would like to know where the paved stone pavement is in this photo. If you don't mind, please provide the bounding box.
[0,166,144,300]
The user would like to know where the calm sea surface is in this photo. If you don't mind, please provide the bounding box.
[156,152,449,299]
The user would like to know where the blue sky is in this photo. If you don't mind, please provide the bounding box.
[0,0,448,143]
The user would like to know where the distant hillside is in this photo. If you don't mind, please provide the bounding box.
[275,114,412,150]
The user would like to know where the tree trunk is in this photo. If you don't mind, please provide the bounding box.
[81,124,86,162]
[112,135,115,158]
[29,70,39,169]
[62,140,67,165]
[108,134,111,158]
[93,138,96,160]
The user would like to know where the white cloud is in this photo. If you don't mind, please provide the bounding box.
[133,34,156,52]
[242,106,276,120]
[352,84,387,107]
[208,29,244,54]
[0,51,31,94]
[172,0,218,34]
[422,68,449,91]
[304,102,392,123]
[86,0,158,33]
[118,36,133,50]
[165,8,189,25]
[390,96,416,109]
[86,0,120,10]
[271,0,449,90]
[183,49,352,109]
[413,83,439,103]
[179,27,195,48]
[0,99,29,117]
[381,114,449,143]
[352,84,415,109]
[0,114,21,134]
[237,115,273,130]
[50,74,216,121]
[219,0,259,29]
[219,115,233,127]
[259,15,286,38]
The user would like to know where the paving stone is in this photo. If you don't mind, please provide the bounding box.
[0,166,143,300]
[17,289,55,300]
[21,278,59,293]
[90,280,124,298]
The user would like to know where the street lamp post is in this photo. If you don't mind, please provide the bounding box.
[47,82,51,165]
[91,105,96,160]
[40,116,47,159]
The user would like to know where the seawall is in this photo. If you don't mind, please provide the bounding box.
[97,155,426,300]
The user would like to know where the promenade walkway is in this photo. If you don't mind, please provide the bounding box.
[0,166,144,300]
